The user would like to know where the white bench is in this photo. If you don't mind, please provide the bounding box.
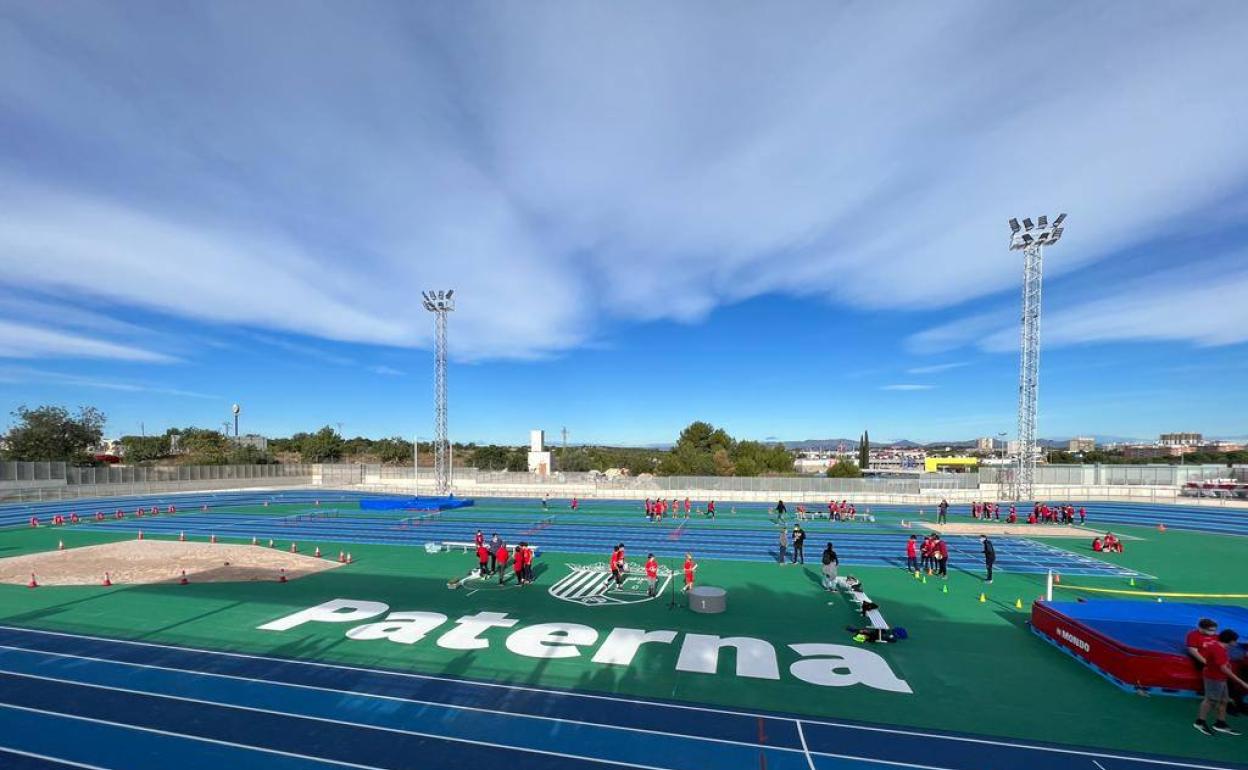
[834,576,889,629]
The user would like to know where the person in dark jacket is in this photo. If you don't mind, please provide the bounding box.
[981,535,996,583]
[820,543,839,590]
[792,524,807,564]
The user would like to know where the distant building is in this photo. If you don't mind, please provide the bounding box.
[1160,432,1202,447]
[794,457,833,474]
[527,429,554,475]
[1068,436,1096,453]
[975,437,995,452]
[230,434,269,452]
[924,456,978,473]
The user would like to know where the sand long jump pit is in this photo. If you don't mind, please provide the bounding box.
[0,540,342,585]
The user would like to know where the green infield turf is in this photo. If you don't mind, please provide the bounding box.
[0,512,1244,765]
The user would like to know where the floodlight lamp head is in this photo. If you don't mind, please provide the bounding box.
[1053,213,1067,227]
[438,290,445,300]
[1037,215,1048,228]
[446,290,454,299]
[1009,218,1021,233]
[1022,218,1034,230]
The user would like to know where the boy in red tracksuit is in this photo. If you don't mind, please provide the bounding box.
[474,530,484,548]
[522,542,535,583]
[683,553,696,592]
[609,544,626,586]
[513,543,527,585]
[645,554,659,596]
[476,544,489,575]
[906,535,918,573]
[496,543,510,584]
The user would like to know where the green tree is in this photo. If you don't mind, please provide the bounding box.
[505,449,529,472]
[119,434,171,463]
[3,405,106,462]
[827,459,863,478]
[472,445,511,471]
[179,428,232,465]
[858,431,870,469]
[299,426,344,462]
[375,437,414,465]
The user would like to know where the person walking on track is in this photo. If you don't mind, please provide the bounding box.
[820,542,839,590]
[778,527,789,565]
[981,535,996,583]
[938,499,949,525]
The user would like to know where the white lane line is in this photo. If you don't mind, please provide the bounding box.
[0,684,677,770]
[795,720,817,770]
[0,645,798,756]
[0,746,114,770]
[0,702,384,770]
[0,625,1234,770]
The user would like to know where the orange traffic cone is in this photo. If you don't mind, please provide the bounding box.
[103,573,112,587]
[1157,523,1166,533]
[179,570,188,585]
[28,573,38,588]
[338,551,346,563]
[314,546,322,558]
[1053,572,1061,584]
[278,569,288,584]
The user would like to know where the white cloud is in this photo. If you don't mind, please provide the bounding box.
[906,362,968,375]
[0,366,215,399]
[0,320,175,363]
[881,384,934,391]
[369,365,404,376]
[909,257,1248,354]
[0,2,1246,359]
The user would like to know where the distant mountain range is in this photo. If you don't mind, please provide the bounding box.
[624,434,1246,451]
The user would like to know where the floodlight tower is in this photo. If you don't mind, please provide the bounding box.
[422,289,455,495]
[1007,213,1066,502]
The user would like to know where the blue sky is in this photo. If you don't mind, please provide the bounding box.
[2,1,1247,445]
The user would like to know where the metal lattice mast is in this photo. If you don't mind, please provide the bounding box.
[1007,215,1066,502]
[422,290,455,495]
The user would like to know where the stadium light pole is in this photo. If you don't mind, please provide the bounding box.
[1007,213,1066,502]
[232,403,240,438]
[422,289,455,495]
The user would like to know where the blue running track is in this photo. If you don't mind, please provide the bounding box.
[0,625,1239,770]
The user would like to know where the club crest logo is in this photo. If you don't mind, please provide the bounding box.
[548,562,671,606]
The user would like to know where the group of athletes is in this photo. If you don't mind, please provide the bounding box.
[963,500,1087,526]
[472,530,535,586]
[608,543,697,596]
[643,497,716,520]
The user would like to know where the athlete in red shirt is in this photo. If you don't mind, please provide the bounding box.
[906,535,918,573]
[475,544,490,574]
[645,554,659,597]
[609,544,626,586]
[495,544,510,584]
[1195,630,1247,735]
[474,530,484,548]
[683,553,696,591]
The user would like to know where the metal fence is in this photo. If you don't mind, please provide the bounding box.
[0,461,315,504]
[979,464,1246,486]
